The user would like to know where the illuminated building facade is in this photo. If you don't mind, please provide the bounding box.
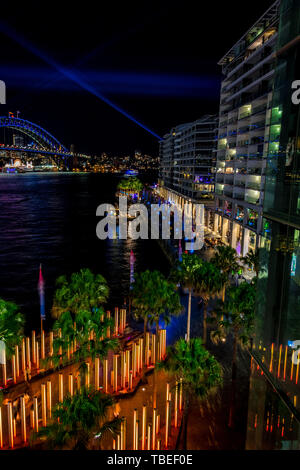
[246,0,300,450]
[158,115,217,206]
[211,1,280,256]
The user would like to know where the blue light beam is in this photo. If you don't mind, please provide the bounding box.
[0,21,162,140]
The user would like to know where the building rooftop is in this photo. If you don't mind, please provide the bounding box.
[218,0,280,66]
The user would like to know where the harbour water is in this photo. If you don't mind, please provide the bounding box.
[0,173,171,332]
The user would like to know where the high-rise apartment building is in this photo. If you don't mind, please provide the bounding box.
[211,1,280,256]
[246,0,300,450]
[158,115,217,207]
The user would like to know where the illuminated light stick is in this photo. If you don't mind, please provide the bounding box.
[174,381,178,428]
[113,355,118,392]
[165,400,170,448]
[136,344,140,373]
[0,407,3,448]
[157,438,161,450]
[0,342,6,387]
[140,338,144,370]
[111,370,114,388]
[133,409,138,450]
[179,378,183,411]
[13,418,16,438]
[126,350,130,385]
[283,346,288,380]
[7,401,14,448]
[32,330,36,363]
[68,374,74,396]
[296,360,300,385]
[41,383,47,427]
[103,359,108,393]
[269,343,274,372]
[121,352,126,389]
[47,380,52,418]
[112,438,116,450]
[152,408,157,450]
[58,328,62,359]
[41,330,45,360]
[142,405,147,450]
[132,343,136,378]
[12,355,16,384]
[26,337,31,371]
[135,420,139,450]
[20,396,26,443]
[277,344,282,377]
[151,334,156,365]
[38,264,46,332]
[129,370,133,390]
[120,417,126,450]
[49,332,53,366]
[67,343,70,361]
[290,356,294,381]
[30,409,34,429]
[85,362,90,388]
[119,310,124,335]
[114,307,119,336]
[15,345,19,377]
[59,373,64,402]
[156,414,160,434]
[107,311,111,338]
[145,333,150,366]
[21,338,26,374]
[36,341,40,370]
[95,357,100,389]
[147,424,151,450]
[166,383,170,403]
[123,418,127,450]
[33,396,39,433]
[120,420,124,450]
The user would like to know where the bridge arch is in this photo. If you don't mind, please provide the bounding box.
[0,116,68,153]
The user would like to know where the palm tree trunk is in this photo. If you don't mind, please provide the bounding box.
[186,288,192,342]
[228,329,238,428]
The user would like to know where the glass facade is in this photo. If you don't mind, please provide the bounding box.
[247,0,300,449]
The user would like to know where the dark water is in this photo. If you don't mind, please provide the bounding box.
[0,173,171,333]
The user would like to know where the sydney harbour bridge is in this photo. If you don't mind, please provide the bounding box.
[0,116,90,170]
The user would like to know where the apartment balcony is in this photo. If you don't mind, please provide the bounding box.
[246,182,261,190]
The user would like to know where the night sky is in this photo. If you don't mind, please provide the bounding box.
[0,1,274,155]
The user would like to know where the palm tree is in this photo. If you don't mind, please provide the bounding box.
[33,388,122,450]
[211,245,239,301]
[117,177,143,196]
[48,269,117,371]
[211,281,256,428]
[158,338,222,449]
[193,261,224,345]
[171,254,203,342]
[52,268,109,320]
[131,270,182,408]
[0,298,24,356]
[242,248,260,277]
[131,270,182,359]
